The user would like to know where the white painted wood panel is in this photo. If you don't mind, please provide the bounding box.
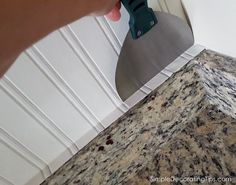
[0,87,72,172]
[6,53,99,143]
[34,30,117,121]
[69,16,119,89]
[0,142,42,185]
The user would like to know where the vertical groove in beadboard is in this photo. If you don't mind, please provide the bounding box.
[95,17,130,111]
[59,26,129,112]
[163,0,170,13]
[26,48,104,133]
[2,77,79,154]
[0,139,45,179]
[95,17,122,55]
[0,175,15,185]
[104,16,122,47]
[94,16,131,111]
[29,47,104,130]
[92,18,130,110]
[157,0,164,11]
[0,80,74,157]
[0,128,51,177]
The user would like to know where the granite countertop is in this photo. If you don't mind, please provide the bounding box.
[42,50,236,185]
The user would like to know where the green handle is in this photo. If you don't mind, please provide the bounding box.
[121,0,157,39]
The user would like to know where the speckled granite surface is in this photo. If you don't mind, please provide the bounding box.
[42,50,236,185]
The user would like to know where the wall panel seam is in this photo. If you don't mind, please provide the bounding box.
[60,26,124,109]
[71,24,129,111]
[143,85,153,92]
[2,76,79,154]
[163,0,170,13]
[26,48,104,133]
[184,52,195,58]
[0,80,75,157]
[95,17,121,55]
[0,175,15,185]
[181,53,194,60]
[160,71,170,78]
[94,17,131,111]
[0,128,51,177]
[140,87,150,95]
[0,139,46,179]
[103,17,122,46]
[59,27,129,113]
[29,47,104,130]
[157,0,164,11]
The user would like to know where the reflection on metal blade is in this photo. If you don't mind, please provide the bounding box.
[116,11,194,100]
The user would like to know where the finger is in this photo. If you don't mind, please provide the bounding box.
[106,6,121,21]
[116,2,121,10]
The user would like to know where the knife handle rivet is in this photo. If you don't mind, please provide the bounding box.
[137,30,142,37]
[150,21,155,26]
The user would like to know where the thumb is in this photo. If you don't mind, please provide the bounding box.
[106,2,121,21]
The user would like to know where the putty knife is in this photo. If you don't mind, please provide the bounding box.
[116,0,194,100]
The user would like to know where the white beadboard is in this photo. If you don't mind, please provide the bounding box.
[104,6,130,47]
[0,86,72,172]
[69,16,119,89]
[33,30,117,121]
[0,2,188,185]
[5,52,99,143]
[0,142,43,185]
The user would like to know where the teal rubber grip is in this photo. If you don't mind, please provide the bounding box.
[121,0,157,39]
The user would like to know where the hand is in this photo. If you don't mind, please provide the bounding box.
[90,0,121,21]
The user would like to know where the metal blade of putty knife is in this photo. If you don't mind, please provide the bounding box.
[116,6,194,100]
